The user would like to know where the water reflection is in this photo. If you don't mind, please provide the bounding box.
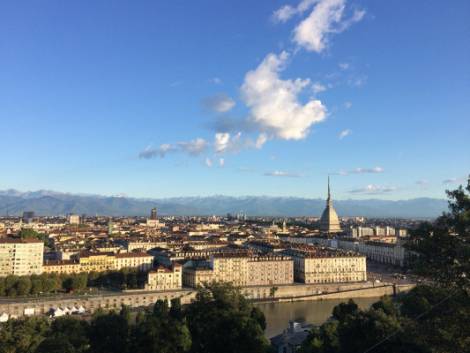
[257,297,380,338]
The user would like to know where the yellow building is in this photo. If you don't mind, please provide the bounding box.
[145,263,182,291]
[0,238,44,276]
[182,266,214,288]
[79,252,116,272]
[114,252,154,271]
[43,260,81,274]
[44,252,154,274]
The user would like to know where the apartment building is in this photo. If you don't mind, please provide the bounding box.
[114,252,154,271]
[358,240,406,267]
[43,251,154,274]
[145,263,182,291]
[182,253,294,288]
[283,246,367,284]
[182,266,214,288]
[247,256,293,286]
[0,238,44,276]
[43,260,81,274]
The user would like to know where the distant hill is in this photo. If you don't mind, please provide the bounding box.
[0,189,448,218]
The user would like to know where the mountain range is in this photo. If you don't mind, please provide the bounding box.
[0,189,448,218]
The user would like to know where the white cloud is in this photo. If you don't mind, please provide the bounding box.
[205,157,213,168]
[335,166,384,175]
[255,133,268,149]
[338,129,351,139]
[209,77,222,84]
[139,138,208,159]
[272,0,317,23]
[312,82,327,94]
[443,177,466,185]
[213,132,245,154]
[214,132,231,153]
[349,184,397,194]
[138,144,175,159]
[264,170,302,178]
[203,93,236,113]
[348,75,367,87]
[219,158,225,167]
[351,167,384,174]
[177,138,208,156]
[339,62,350,70]
[344,101,352,109]
[293,0,365,53]
[241,51,326,140]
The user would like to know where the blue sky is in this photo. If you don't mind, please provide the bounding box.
[0,0,469,200]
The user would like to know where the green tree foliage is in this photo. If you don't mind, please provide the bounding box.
[331,299,358,321]
[0,277,5,296]
[131,299,191,353]
[407,176,470,291]
[15,277,32,296]
[0,317,49,353]
[0,269,148,297]
[88,311,130,353]
[185,282,270,353]
[0,281,270,353]
[36,317,90,353]
[18,229,48,245]
[30,275,43,295]
[399,286,470,353]
[299,296,427,353]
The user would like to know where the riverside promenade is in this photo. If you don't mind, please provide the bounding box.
[0,282,415,319]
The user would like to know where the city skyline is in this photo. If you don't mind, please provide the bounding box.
[0,0,469,200]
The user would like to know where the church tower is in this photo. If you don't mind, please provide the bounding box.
[319,176,342,235]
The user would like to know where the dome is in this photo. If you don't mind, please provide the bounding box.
[319,178,342,234]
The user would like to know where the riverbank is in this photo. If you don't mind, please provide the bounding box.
[0,282,415,319]
[257,297,381,338]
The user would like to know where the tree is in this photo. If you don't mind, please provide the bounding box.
[407,176,470,291]
[30,275,43,295]
[18,229,48,244]
[399,285,470,353]
[131,299,191,353]
[35,317,90,353]
[0,277,5,296]
[250,307,267,331]
[185,283,270,353]
[299,298,421,353]
[169,298,183,321]
[332,299,358,321]
[0,317,49,353]
[88,312,130,353]
[35,335,76,353]
[15,277,32,296]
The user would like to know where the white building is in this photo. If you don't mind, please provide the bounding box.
[0,238,44,276]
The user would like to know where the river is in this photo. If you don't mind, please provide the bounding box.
[257,297,381,338]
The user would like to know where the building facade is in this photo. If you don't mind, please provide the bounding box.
[283,247,367,284]
[247,256,294,286]
[0,238,44,277]
[145,263,182,291]
[44,252,154,274]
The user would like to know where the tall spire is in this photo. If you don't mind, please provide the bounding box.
[320,174,342,235]
[328,175,331,200]
[327,175,332,206]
